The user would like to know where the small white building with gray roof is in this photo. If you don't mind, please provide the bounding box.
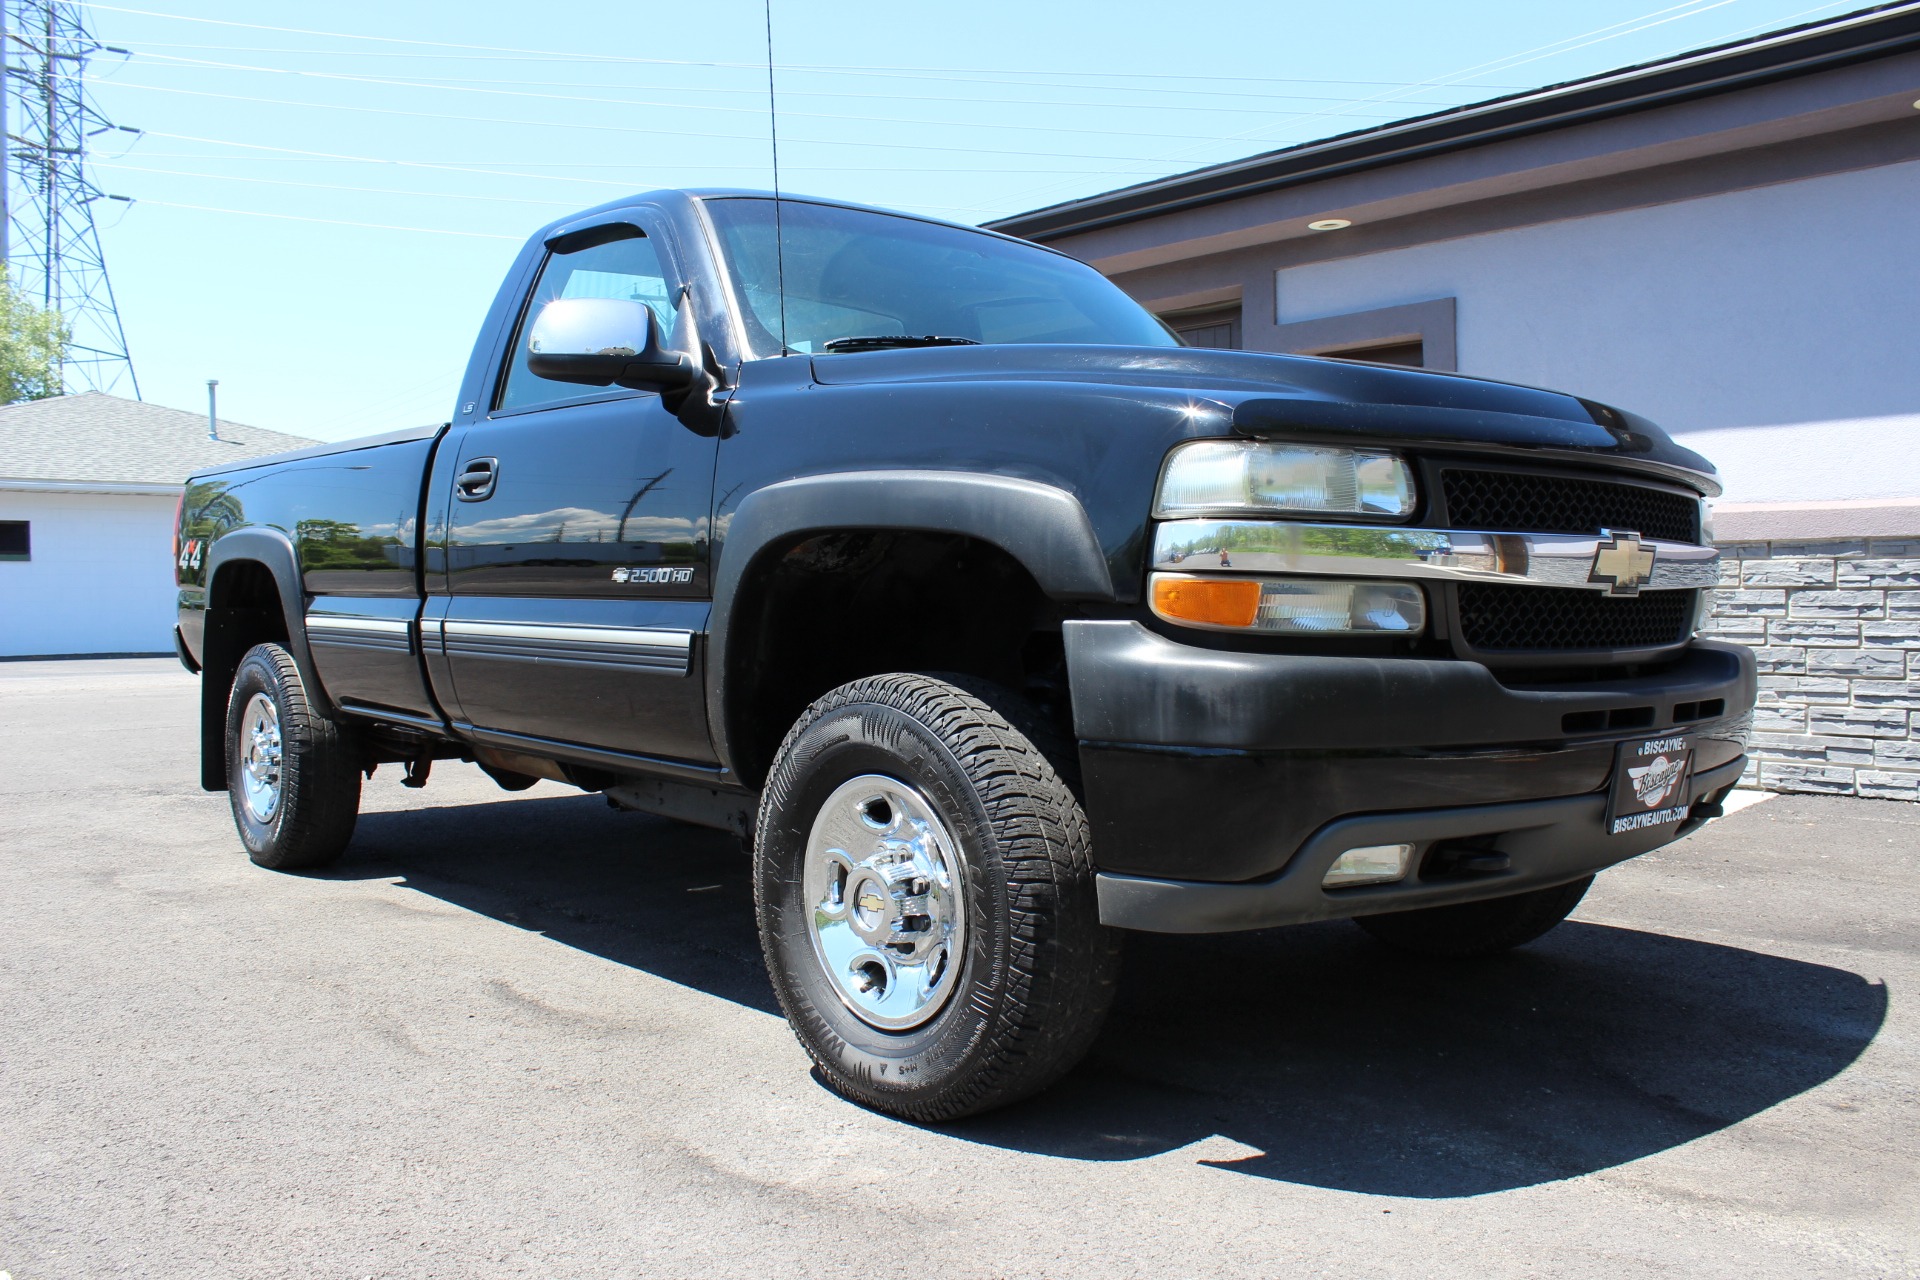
[0,392,313,657]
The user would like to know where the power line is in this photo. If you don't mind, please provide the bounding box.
[984,0,1757,216]
[132,198,520,238]
[1196,0,1751,155]
[124,46,1533,104]
[85,67,1438,143]
[104,62,1239,140]
[111,41,1539,105]
[126,49,1505,116]
[80,0,1862,258]
[94,161,584,206]
[115,152,1174,175]
[88,78,1242,162]
[77,4,1541,93]
[137,129,667,188]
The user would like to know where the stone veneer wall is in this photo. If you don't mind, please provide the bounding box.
[1701,538,1920,799]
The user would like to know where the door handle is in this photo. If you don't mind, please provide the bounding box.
[456,456,499,502]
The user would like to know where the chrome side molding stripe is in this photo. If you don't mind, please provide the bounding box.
[304,613,414,654]
[1151,520,1720,592]
[441,619,692,674]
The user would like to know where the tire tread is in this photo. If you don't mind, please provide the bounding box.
[228,642,360,870]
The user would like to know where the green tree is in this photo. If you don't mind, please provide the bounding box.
[0,269,69,403]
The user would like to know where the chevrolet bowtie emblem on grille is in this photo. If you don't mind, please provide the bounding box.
[1589,531,1658,596]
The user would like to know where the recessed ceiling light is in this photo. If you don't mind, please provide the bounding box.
[1308,218,1353,231]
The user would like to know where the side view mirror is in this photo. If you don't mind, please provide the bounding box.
[526,297,694,393]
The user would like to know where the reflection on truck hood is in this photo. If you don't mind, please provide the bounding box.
[807,343,1715,485]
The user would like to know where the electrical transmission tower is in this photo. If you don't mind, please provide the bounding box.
[2,0,139,397]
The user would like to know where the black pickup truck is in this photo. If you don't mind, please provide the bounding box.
[175,189,1756,1120]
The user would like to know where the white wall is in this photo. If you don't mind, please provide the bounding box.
[0,489,181,657]
[1273,159,1920,505]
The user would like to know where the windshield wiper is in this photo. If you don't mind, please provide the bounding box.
[820,334,981,353]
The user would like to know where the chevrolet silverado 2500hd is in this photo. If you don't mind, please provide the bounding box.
[174,190,1756,1120]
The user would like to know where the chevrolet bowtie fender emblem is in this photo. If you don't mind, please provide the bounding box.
[1588,531,1657,596]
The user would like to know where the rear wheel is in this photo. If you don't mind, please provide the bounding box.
[225,642,362,870]
[1353,876,1593,958]
[754,673,1119,1122]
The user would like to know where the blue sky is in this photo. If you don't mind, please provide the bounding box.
[60,0,1868,441]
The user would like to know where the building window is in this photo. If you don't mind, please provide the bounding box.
[0,520,28,561]
[1270,296,1456,372]
[1162,304,1241,350]
[1318,339,1425,367]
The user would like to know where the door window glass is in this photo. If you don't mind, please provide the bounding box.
[497,230,676,413]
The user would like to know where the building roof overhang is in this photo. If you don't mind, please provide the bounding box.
[0,477,184,496]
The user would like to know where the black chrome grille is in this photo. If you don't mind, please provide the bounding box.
[1442,469,1699,542]
[1456,585,1695,652]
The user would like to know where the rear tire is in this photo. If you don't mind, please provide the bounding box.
[1353,876,1593,958]
[754,673,1120,1122]
[225,642,361,871]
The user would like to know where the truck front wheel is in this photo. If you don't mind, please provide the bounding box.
[754,674,1120,1121]
[1353,876,1593,958]
[225,642,362,871]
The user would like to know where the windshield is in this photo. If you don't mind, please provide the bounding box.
[703,197,1178,358]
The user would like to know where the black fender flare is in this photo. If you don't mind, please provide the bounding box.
[198,527,329,789]
[705,469,1114,780]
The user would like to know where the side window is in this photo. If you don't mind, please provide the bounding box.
[496,229,676,414]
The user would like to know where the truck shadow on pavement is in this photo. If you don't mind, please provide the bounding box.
[337,791,1886,1200]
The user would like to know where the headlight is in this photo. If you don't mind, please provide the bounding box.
[1154,440,1415,520]
[1151,573,1426,635]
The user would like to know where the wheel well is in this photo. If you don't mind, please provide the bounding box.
[197,559,294,790]
[725,530,1067,788]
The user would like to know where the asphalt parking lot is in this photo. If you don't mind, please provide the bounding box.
[2,658,1916,1279]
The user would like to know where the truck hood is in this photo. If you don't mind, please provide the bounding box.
[808,344,1717,490]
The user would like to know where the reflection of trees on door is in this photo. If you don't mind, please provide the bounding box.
[296,518,397,571]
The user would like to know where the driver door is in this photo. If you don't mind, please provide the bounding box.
[437,222,718,764]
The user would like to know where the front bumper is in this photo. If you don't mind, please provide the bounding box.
[1062,620,1756,917]
[1097,754,1744,933]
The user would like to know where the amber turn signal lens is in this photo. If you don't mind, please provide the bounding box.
[1152,575,1261,628]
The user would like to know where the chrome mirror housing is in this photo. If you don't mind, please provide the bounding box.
[526,297,693,393]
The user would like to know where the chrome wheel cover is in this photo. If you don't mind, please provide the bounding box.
[802,774,967,1031]
[238,692,283,824]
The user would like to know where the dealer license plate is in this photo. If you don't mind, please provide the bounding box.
[1605,733,1695,835]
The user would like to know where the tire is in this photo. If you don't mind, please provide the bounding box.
[754,673,1120,1122]
[225,642,362,871]
[1353,875,1594,958]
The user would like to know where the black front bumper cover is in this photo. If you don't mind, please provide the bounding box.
[1063,620,1756,931]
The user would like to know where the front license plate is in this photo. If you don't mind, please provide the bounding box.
[1606,733,1695,835]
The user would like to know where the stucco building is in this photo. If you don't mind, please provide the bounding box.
[0,393,311,657]
[991,3,1920,798]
